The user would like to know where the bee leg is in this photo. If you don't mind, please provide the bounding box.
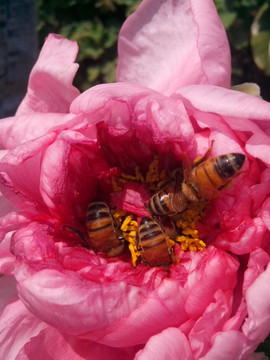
[62,226,88,247]
[193,140,214,168]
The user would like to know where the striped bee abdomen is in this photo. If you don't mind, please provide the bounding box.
[147,182,187,216]
[139,217,173,267]
[191,153,245,198]
[86,200,125,256]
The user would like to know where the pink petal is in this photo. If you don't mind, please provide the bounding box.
[117,0,230,95]
[0,191,15,217]
[39,130,100,223]
[0,232,15,274]
[97,278,188,346]
[246,132,270,165]
[134,328,193,360]
[242,262,270,345]
[250,168,270,214]
[213,217,267,255]
[0,276,18,312]
[184,246,238,319]
[202,256,270,359]
[199,330,250,360]
[111,182,150,217]
[261,197,270,231]
[176,85,270,167]
[16,34,80,116]
[0,212,30,275]
[13,225,240,348]
[70,82,194,156]
[0,113,86,149]
[189,289,232,358]
[16,327,140,360]
[223,249,270,332]
[0,133,57,214]
[15,265,149,340]
[0,299,46,360]
[176,85,270,126]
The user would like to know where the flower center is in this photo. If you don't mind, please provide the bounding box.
[110,155,207,267]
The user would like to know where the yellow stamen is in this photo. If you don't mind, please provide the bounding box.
[112,210,128,227]
[120,215,140,267]
[174,202,206,252]
[145,154,159,183]
[120,173,137,181]
[111,177,122,192]
[135,166,145,183]
[145,155,167,191]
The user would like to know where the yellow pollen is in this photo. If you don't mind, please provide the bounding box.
[174,202,207,252]
[120,215,140,267]
[112,210,128,227]
[145,155,167,191]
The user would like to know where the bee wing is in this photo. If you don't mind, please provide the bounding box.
[174,155,193,191]
[192,140,214,168]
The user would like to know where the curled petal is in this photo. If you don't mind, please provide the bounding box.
[16,34,80,116]
[176,85,270,125]
[14,225,241,348]
[0,113,86,150]
[15,265,149,340]
[0,298,46,360]
[261,198,270,231]
[199,330,250,360]
[134,328,193,360]
[0,191,16,217]
[39,131,100,222]
[246,132,270,166]
[0,212,30,275]
[184,247,238,319]
[117,0,230,95]
[189,289,233,358]
[111,182,150,217]
[213,217,267,255]
[70,82,194,157]
[0,133,57,214]
[242,262,270,345]
[97,278,188,347]
[0,232,15,274]
[16,327,140,360]
[0,276,18,313]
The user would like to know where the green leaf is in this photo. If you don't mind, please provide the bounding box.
[219,10,237,29]
[251,3,270,75]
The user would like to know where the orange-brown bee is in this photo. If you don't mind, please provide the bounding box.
[86,200,125,257]
[138,216,173,267]
[148,151,246,217]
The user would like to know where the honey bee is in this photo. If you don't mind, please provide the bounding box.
[138,216,173,267]
[148,150,246,217]
[86,200,125,257]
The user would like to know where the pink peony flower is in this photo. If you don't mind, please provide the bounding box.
[1,0,270,358]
